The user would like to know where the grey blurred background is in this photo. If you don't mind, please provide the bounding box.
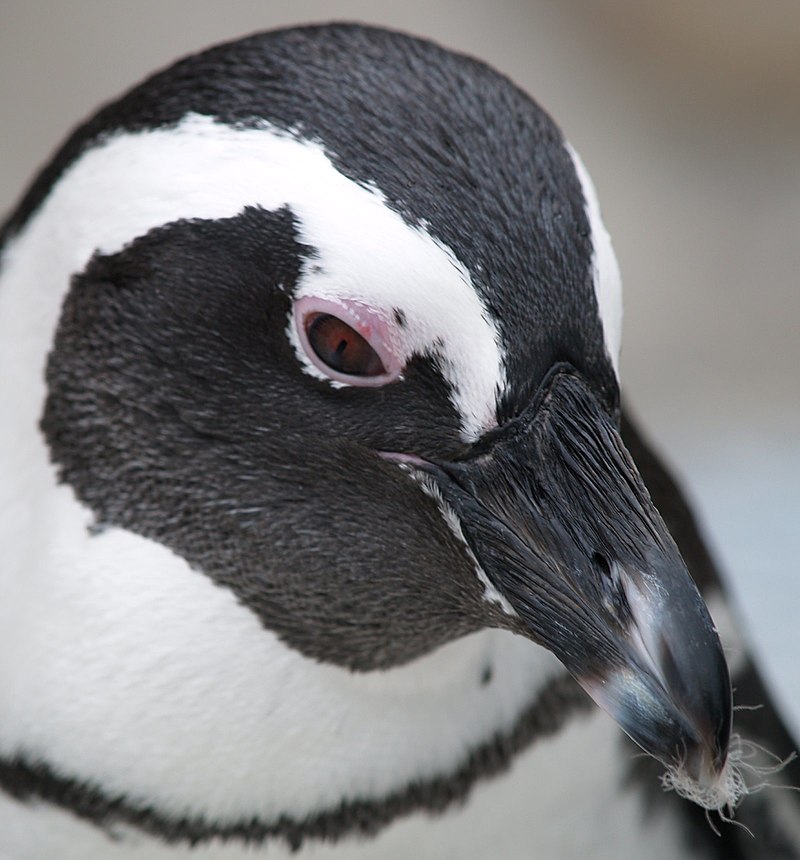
[1,1,798,728]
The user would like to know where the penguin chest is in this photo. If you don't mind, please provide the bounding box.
[0,706,689,860]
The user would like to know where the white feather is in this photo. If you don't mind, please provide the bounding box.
[565,143,623,375]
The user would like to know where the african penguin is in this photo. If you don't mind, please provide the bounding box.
[1,23,798,860]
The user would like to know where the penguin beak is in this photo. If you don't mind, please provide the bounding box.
[418,367,732,786]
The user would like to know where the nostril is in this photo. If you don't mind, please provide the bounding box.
[592,551,612,581]
[593,552,631,623]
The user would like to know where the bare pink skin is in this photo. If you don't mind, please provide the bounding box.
[294,296,405,387]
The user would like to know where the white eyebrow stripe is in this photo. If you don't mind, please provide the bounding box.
[565,143,623,377]
[8,112,506,440]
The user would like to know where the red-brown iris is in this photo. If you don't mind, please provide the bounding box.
[305,313,387,378]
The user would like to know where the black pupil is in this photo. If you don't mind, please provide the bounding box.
[306,314,386,377]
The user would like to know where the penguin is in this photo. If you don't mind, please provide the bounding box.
[0,23,797,860]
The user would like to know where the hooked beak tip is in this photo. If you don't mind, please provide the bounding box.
[578,649,732,795]
[575,559,733,783]
[580,669,668,759]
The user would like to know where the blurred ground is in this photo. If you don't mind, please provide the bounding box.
[1,0,798,731]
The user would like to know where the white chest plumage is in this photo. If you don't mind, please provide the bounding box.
[1,707,689,860]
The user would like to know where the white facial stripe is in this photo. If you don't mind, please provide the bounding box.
[5,113,504,440]
[564,143,623,376]
[412,472,517,617]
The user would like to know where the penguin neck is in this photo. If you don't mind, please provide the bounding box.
[0,476,572,833]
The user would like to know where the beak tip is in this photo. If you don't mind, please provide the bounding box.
[660,738,749,812]
[579,656,736,809]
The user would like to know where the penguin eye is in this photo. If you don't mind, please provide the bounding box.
[306,313,386,377]
[294,296,404,387]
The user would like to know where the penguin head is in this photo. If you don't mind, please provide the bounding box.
[0,24,732,831]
